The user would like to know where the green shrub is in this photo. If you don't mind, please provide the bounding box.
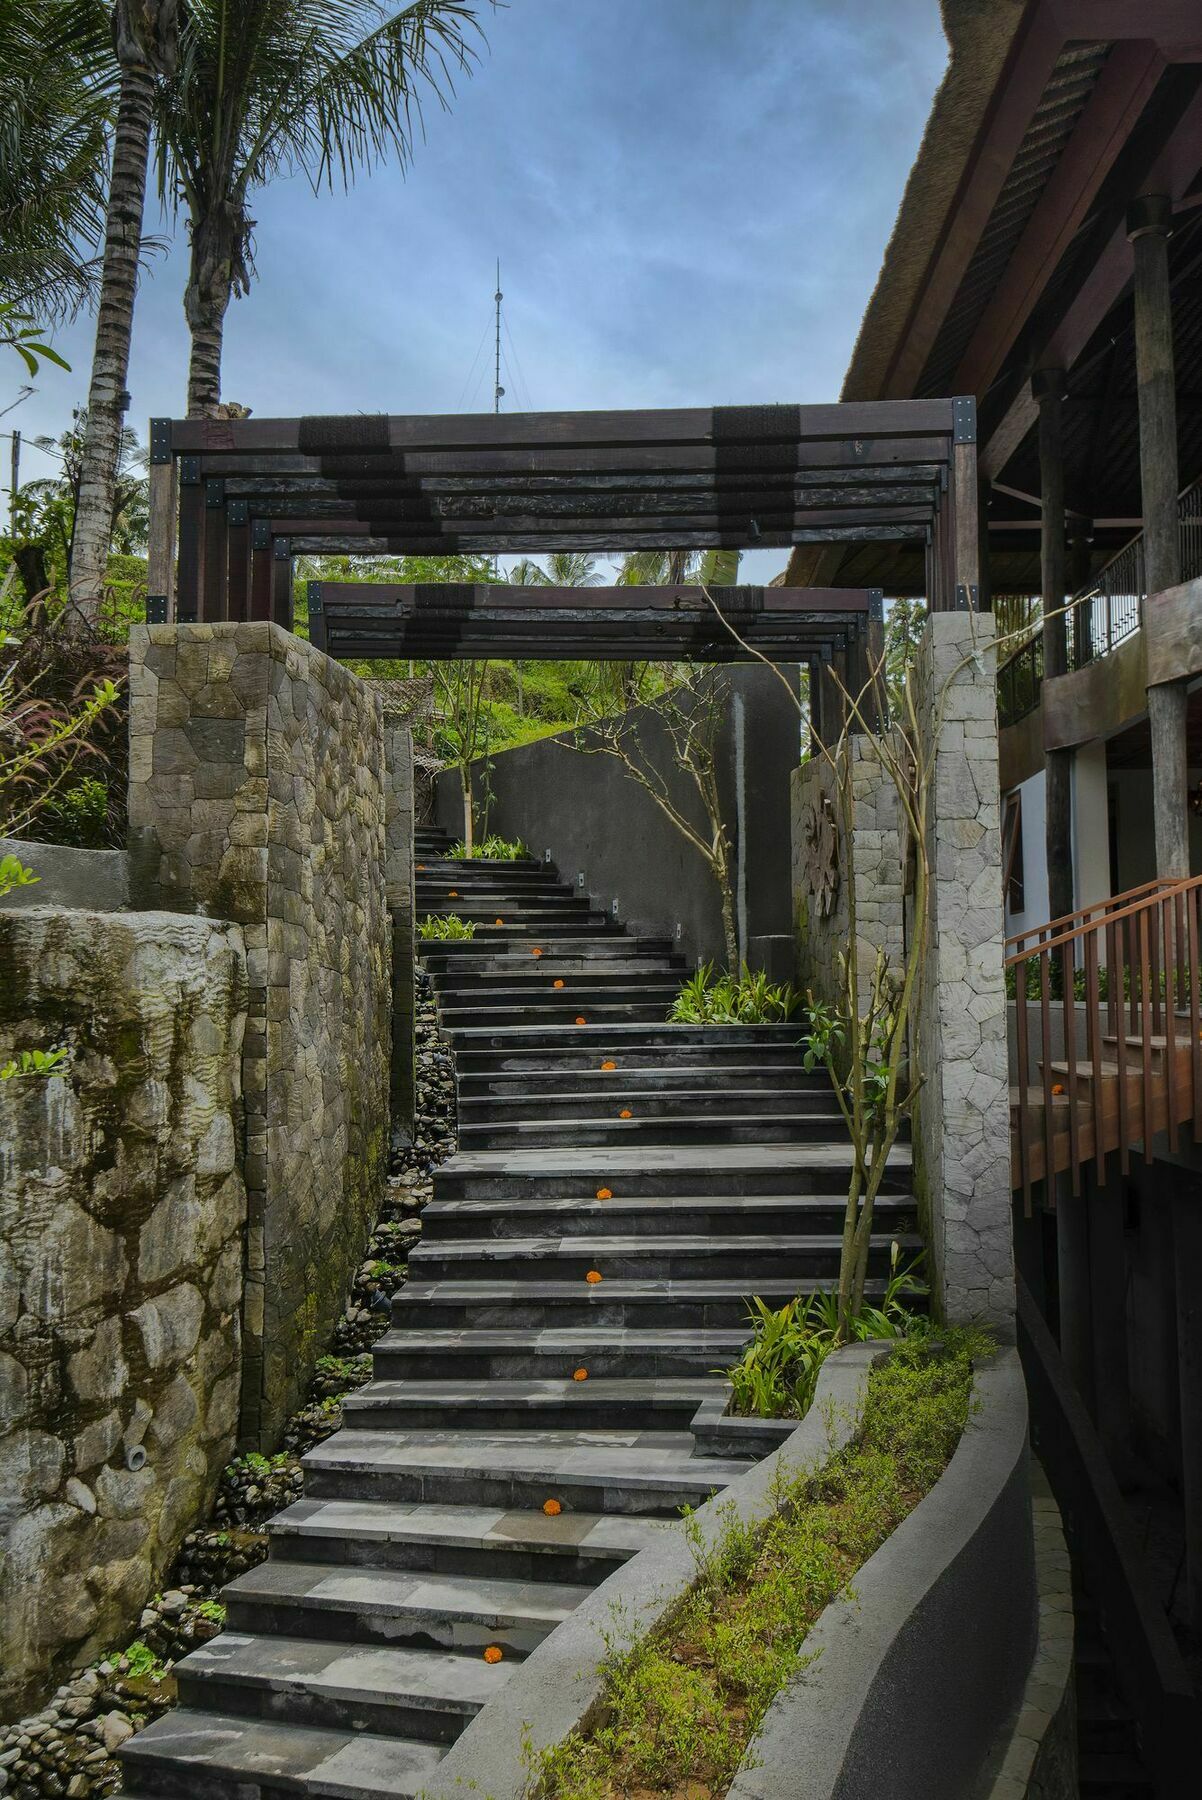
[418,912,476,940]
[34,774,113,847]
[448,834,529,861]
[669,961,799,1024]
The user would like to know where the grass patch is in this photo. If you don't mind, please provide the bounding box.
[418,913,476,941]
[534,1331,989,1800]
[668,963,799,1025]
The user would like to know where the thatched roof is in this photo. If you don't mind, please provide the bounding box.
[839,0,1028,403]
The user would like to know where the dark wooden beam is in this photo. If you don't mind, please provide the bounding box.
[1036,367,1074,924]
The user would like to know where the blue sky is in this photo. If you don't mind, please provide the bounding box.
[7,0,948,579]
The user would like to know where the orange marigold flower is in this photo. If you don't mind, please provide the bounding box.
[573,1368,589,1381]
[543,1498,562,1516]
[483,1645,504,1663]
[495,917,504,925]
[531,947,543,958]
[553,978,565,989]
[575,1016,587,1026]
[619,1108,633,1120]
[600,1060,617,1071]
[585,1269,602,1284]
[416,864,426,871]
[595,1187,613,1200]
[448,889,459,898]
[1051,1082,1065,1096]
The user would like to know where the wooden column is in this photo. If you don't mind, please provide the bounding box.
[225,499,250,623]
[1035,367,1074,924]
[146,419,177,623]
[950,396,980,610]
[271,539,293,632]
[201,477,227,621]
[1129,194,1187,881]
[175,457,203,624]
[249,521,272,621]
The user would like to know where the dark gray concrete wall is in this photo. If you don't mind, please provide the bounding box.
[434,667,800,970]
[0,838,128,912]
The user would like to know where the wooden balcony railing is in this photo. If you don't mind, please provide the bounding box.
[1007,874,1202,1206]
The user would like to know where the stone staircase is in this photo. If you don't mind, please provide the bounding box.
[119,825,918,1800]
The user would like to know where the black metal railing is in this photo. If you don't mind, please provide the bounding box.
[997,476,1201,729]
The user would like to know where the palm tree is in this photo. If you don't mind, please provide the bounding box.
[156,2,487,418]
[69,1,180,625]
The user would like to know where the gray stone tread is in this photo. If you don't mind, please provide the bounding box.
[304,1427,749,1483]
[270,1496,672,1557]
[409,1231,911,1257]
[397,1277,890,1304]
[227,1559,592,1626]
[121,1710,445,1797]
[178,1632,508,1713]
[371,1325,749,1351]
[441,1141,911,1175]
[345,1376,727,1405]
[423,1193,909,1217]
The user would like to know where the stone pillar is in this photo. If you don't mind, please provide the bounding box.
[128,622,391,1447]
[914,611,1015,1331]
[1129,194,1187,881]
[1035,367,1073,925]
[384,720,416,1136]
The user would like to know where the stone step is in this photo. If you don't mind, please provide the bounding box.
[430,963,685,987]
[393,1275,895,1331]
[302,1428,751,1516]
[174,1633,507,1742]
[442,1022,805,1051]
[416,896,602,916]
[406,1230,912,1285]
[224,1558,590,1658]
[415,856,543,871]
[264,1495,668,1582]
[440,1002,682,1031]
[371,1326,749,1381]
[120,1710,445,1800]
[433,1141,911,1200]
[420,1191,919,1242]
[454,1110,849,1150]
[342,1375,727,1433]
[455,1087,833,1120]
[456,1063,813,1095]
[436,980,683,1004]
[422,936,675,960]
[452,1044,806,1075]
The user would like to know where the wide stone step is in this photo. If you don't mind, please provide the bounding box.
[342,1375,727,1433]
[430,963,684,987]
[420,1190,919,1242]
[452,1044,806,1075]
[394,1275,896,1331]
[264,1496,668,1582]
[371,1326,750,1381]
[406,1230,911,1284]
[440,1002,682,1031]
[302,1428,750,1516]
[455,1110,848,1149]
[415,855,543,871]
[442,1022,805,1052]
[437,980,683,1004]
[174,1633,507,1741]
[433,1141,911,1200]
[457,1064,814,1095]
[120,1709,445,1800]
[422,936,675,961]
[224,1559,590,1657]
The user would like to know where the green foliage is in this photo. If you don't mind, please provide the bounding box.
[448,834,528,861]
[418,912,476,940]
[535,1334,983,1800]
[35,773,111,847]
[0,301,70,377]
[193,1599,225,1625]
[802,995,893,1122]
[0,852,38,900]
[118,1642,169,1683]
[725,1249,930,1420]
[668,962,799,1025]
[0,1044,69,1081]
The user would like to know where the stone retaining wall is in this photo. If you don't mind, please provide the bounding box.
[0,908,247,1716]
[385,721,416,1133]
[127,622,391,1445]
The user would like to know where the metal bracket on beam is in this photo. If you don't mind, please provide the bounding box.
[955,584,977,612]
[274,537,291,561]
[307,582,323,610]
[227,499,249,527]
[180,456,201,486]
[251,520,271,550]
[867,588,884,621]
[146,596,168,625]
[149,419,172,465]
[952,396,976,444]
[205,477,224,510]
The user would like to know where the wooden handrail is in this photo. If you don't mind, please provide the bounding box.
[1005,876,1180,956]
[1005,873,1202,967]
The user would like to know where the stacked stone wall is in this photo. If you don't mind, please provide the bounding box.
[385,722,416,1132]
[127,622,391,1444]
[0,908,246,1715]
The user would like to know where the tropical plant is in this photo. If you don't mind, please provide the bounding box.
[417,912,475,939]
[69,0,180,625]
[155,1,488,417]
[11,410,149,601]
[448,833,526,860]
[0,657,120,839]
[668,962,799,1025]
[0,303,71,379]
[434,657,491,854]
[0,1044,70,1081]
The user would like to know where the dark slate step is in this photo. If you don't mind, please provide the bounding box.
[454,1111,850,1150]
[455,1088,832,1120]
[174,1632,506,1742]
[436,979,683,1003]
[120,1709,445,1800]
[420,1191,919,1243]
[224,1558,590,1658]
[457,1064,814,1096]
[422,936,675,961]
[406,1231,912,1285]
[265,1495,667,1583]
[371,1326,749,1382]
[415,856,544,871]
[393,1275,896,1331]
[452,1045,806,1076]
[443,1022,805,1052]
[430,964,684,988]
[302,1428,750,1517]
[433,1141,911,1201]
[440,1004,682,1031]
[342,1375,727,1434]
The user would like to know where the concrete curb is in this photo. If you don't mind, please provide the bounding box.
[0,837,128,912]
[418,1341,884,1800]
[727,1347,1034,1800]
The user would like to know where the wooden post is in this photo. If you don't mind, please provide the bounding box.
[950,396,979,610]
[1035,367,1074,924]
[271,539,293,631]
[202,477,227,621]
[176,457,203,624]
[1129,194,1187,881]
[146,420,177,622]
[249,520,272,621]
[226,499,250,622]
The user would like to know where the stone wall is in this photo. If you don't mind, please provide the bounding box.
[913,611,1014,1331]
[0,839,128,913]
[384,721,416,1133]
[127,622,391,1444]
[790,735,902,1013]
[0,908,246,1716]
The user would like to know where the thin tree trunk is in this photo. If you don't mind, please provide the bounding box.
[719,880,738,973]
[184,203,244,417]
[69,62,155,624]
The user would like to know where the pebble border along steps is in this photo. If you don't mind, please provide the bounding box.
[118,827,919,1800]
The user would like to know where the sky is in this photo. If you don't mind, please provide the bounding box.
[4,0,949,582]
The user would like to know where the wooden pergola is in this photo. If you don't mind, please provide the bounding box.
[146,400,980,678]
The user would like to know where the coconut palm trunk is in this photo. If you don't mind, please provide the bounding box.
[69,3,178,625]
[184,198,248,417]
